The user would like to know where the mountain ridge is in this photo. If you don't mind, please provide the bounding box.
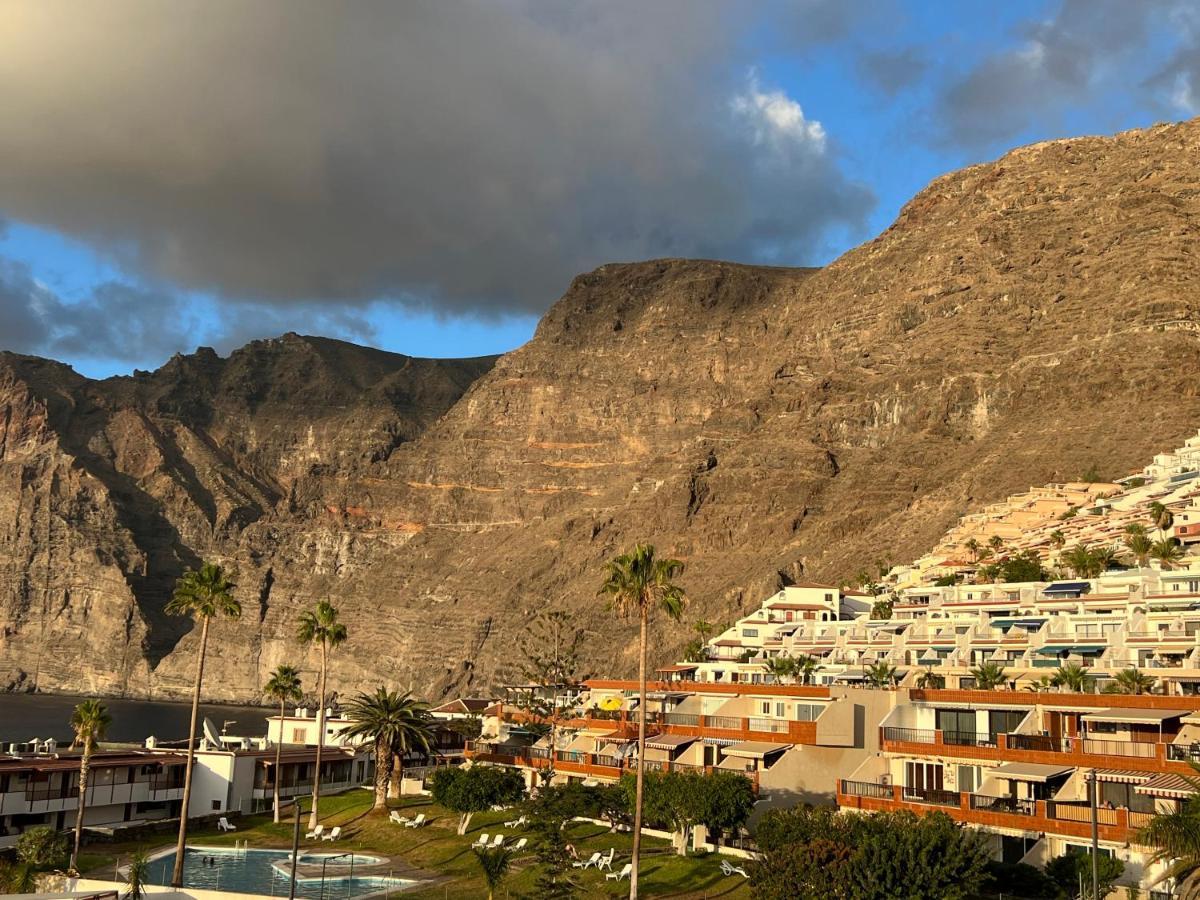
[3,117,1200,701]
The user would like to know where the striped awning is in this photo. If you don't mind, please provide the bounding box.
[1137,773,1199,799]
[702,737,740,746]
[645,734,695,752]
[1095,769,1152,785]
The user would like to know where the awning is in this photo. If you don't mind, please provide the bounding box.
[656,665,698,673]
[1081,708,1189,725]
[1043,582,1090,594]
[722,741,792,760]
[1095,769,1152,785]
[1137,773,1199,799]
[1035,645,1105,655]
[992,762,1073,783]
[645,734,696,752]
[647,691,689,700]
[701,737,740,746]
[834,672,866,681]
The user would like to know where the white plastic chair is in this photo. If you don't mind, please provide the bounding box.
[217,817,236,832]
[321,826,342,842]
[572,852,601,869]
[489,835,504,848]
[305,824,324,840]
[721,859,749,878]
[596,849,615,872]
[404,814,427,829]
[511,838,528,852]
[606,863,633,882]
[503,814,526,828]
[471,833,491,849]
[389,811,407,825]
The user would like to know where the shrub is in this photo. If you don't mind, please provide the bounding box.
[16,826,68,870]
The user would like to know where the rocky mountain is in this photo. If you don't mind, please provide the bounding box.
[3,118,1200,703]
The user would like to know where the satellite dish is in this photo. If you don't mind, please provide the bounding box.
[202,717,222,746]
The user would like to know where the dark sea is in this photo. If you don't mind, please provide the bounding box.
[0,694,274,744]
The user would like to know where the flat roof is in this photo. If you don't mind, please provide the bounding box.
[1081,708,1189,725]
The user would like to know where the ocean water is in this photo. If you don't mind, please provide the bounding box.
[0,693,274,744]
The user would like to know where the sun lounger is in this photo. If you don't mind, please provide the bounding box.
[389,811,408,825]
[305,825,324,840]
[489,835,504,848]
[471,833,491,849]
[321,826,341,842]
[606,863,633,882]
[720,859,749,878]
[511,838,528,852]
[217,817,236,832]
[404,813,427,829]
[503,815,526,828]
[572,852,601,869]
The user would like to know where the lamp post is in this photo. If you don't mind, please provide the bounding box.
[320,852,352,900]
[1088,768,1100,900]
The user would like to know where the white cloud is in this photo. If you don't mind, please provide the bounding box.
[732,74,827,152]
[1170,71,1196,113]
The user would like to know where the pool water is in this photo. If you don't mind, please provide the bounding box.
[145,847,415,898]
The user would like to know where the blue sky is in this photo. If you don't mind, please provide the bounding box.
[0,0,1195,378]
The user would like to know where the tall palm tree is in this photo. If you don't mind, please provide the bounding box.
[263,664,303,823]
[472,846,515,900]
[296,600,348,829]
[340,688,432,811]
[1091,546,1119,572]
[1049,530,1066,550]
[1125,532,1153,568]
[1152,538,1186,570]
[1150,501,1175,539]
[1051,662,1090,693]
[1063,543,1098,579]
[166,563,240,888]
[964,538,981,563]
[1105,668,1157,695]
[1125,522,1150,538]
[988,535,1004,554]
[599,544,686,900]
[69,699,112,872]
[795,654,818,686]
[764,656,796,684]
[970,662,1008,691]
[1138,764,1200,898]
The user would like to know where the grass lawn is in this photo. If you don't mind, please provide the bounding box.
[81,789,752,898]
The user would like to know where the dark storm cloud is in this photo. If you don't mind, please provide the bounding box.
[0,0,874,319]
[0,257,194,363]
[857,48,929,97]
[933,0,1182,148]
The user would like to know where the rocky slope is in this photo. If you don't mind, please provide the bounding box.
[3,118,1200,702]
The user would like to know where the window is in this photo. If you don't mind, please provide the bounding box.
[742,628,759,638]
[957,765,979,793]
[904,762,943,795]
[775,702,786,718]
[291,728,308,743]
[212,800,222,811]
[825,593,833,602]
[760,701,771,715]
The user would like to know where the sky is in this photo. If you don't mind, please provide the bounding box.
[0,0,1197,378]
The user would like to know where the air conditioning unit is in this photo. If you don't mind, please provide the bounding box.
[880,774,892,786]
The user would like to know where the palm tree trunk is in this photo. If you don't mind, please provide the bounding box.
[171,615,210,887]
[374,738,392,811]
[391,749,404,800]
[273,698,284,824]
[309,640,327,830]
[70,743,90,871]
[629,609,647,900]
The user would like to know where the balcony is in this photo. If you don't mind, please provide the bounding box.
[837,781,1146,843]
[464,743,760,787]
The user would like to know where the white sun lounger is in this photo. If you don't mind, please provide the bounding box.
[404,814,427,828]
[720,859,749,878]
[321,826,341,842]
[573,852,601,869]
[606,863,633,882]
[217,817,236,832]
[305,825,324,840]
[471,833,491,849]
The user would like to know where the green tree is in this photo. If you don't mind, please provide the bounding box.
[765,655,797,684]
[1092,546,1120,571]
[620,771,753,856]
[69,699,112,871]
[1138,765,1200,897]
[1046,850,1125,900]
[693,771,755,847]
[1105,668,1157,695]
[472,846,514,900]
[1150,501,1175,538]
[598,543,686,898]
[916,667,945,690]
[1151,538,1185,570]
[1062,543,1104,579]
[998,549,1049,582]
[518,609,583,783]
[964,538,981,562]
[1049,529,1066,550]
[263,664,303,823]
[16,826,68,870]
[794,654,818,686]
[0,861,36,893]
[1051,662,1091,693]
[988,535,1005,553]
[969,662,1008,691]
[430,764,524,835]
[870,597,893,619]
[341,687,432,811]
[165,562,240,887]
[864,662,898,689]
[296,599,348,830]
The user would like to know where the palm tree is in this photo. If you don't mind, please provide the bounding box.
[599,544,686,900]
[296,600,348,830]
[964,538,981,563]
[166,563,240,888]
[1051,663,1090,693]
[970,662,1008,691]
[864,662,898,689]
[1049,530,1066,550]
[472,846,515,900]
[1150,501,1175,539]
[1092,546,1119,572]
[1026,675,1055,693]
[764,656,796,684]
[1063,543,1098,579]
[124,849,150,900]
[69,699,112,872]
[263,664,303,823]
[1151,538,1186,570]
[341,688,432,811]
[1138,764,1200,898]
[1105,667,1157,695]
[988,535,1004,554]
[1125,522,1150,538]
[1124,532,1153,567]
[915,667,945,690]
[693,620,715,643]
[795,654,818,686]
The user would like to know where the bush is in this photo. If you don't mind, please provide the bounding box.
[1046,850,1124,900]
[16,826,68,870]
[984,860,1058,898]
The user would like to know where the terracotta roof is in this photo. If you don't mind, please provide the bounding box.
[765,603,829,610]
[785,581,840,590]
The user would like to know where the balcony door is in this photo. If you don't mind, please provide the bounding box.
[904,761,944,796]
[936,709,975,743]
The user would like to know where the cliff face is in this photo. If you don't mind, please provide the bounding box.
[4,119,1200,702]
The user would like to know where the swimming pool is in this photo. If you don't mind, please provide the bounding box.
[144,847,415,898]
